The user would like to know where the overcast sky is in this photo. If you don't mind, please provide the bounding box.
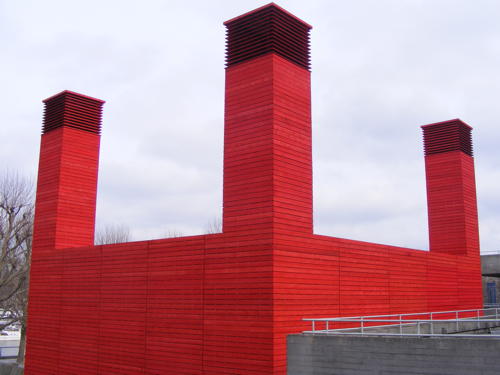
[2,0,500,252]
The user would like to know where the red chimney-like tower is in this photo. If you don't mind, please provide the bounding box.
[32,90,104,252]
[223,4,313,235]
[28,90,104,372]
[422,119,479,256]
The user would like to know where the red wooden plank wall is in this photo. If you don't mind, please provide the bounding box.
[32,127,100,252]
[425,151,479,255]
[223,53,312,235]
[25,4,483,375]
[272,235,481,373]
[26,234,482,374]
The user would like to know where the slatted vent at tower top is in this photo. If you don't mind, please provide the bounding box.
[422,119,473,157]
[42,91,104,135]
[224,3,311,70]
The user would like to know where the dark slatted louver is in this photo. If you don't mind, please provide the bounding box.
[42,90,105,135]
[421,119,473,156]
[224,3,312,70]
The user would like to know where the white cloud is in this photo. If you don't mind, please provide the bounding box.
[2,0,500,251]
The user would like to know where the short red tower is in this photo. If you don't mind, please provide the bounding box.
[422,119,479,256]
[28,90,104,372]
[32,90,104,252]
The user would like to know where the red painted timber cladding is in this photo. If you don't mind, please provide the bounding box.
[25,235,482,374]
[25,255,63,372]
[271,234,482,372]
[425,151,479,255]
[223,53,312,235]
[32,126,100,251]
[26,59,482,375]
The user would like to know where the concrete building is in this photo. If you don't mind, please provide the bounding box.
[482,253,500,304]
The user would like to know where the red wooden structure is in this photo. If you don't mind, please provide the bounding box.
[25,4,482,374]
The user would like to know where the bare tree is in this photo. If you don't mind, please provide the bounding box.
[204,217,222,234]
[0,171,33,364]
[163,229,184,238]
[95,224,131,245]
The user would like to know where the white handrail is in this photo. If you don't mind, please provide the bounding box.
[303,307,500,337]
[304,308,489,322]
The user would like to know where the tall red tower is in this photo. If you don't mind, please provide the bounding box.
[223,4,313,235]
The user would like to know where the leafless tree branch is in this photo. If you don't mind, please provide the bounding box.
[204,217,222,234]
[0,171,33,364]
[95,224,131,245]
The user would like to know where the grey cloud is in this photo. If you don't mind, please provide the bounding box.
[3,0,500,250]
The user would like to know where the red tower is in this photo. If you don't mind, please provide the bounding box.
[32,90,104,252]
[25,4,483,375]
[28,90,104,372]
[422,119,479,256]
[223,4,312,235]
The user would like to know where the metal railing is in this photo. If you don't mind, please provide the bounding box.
[303,307,500,337]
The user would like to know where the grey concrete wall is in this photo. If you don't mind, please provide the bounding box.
[0,363,23,375]
[288,334,500,375]
[482,254,500,276]
[0,339,19,360]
